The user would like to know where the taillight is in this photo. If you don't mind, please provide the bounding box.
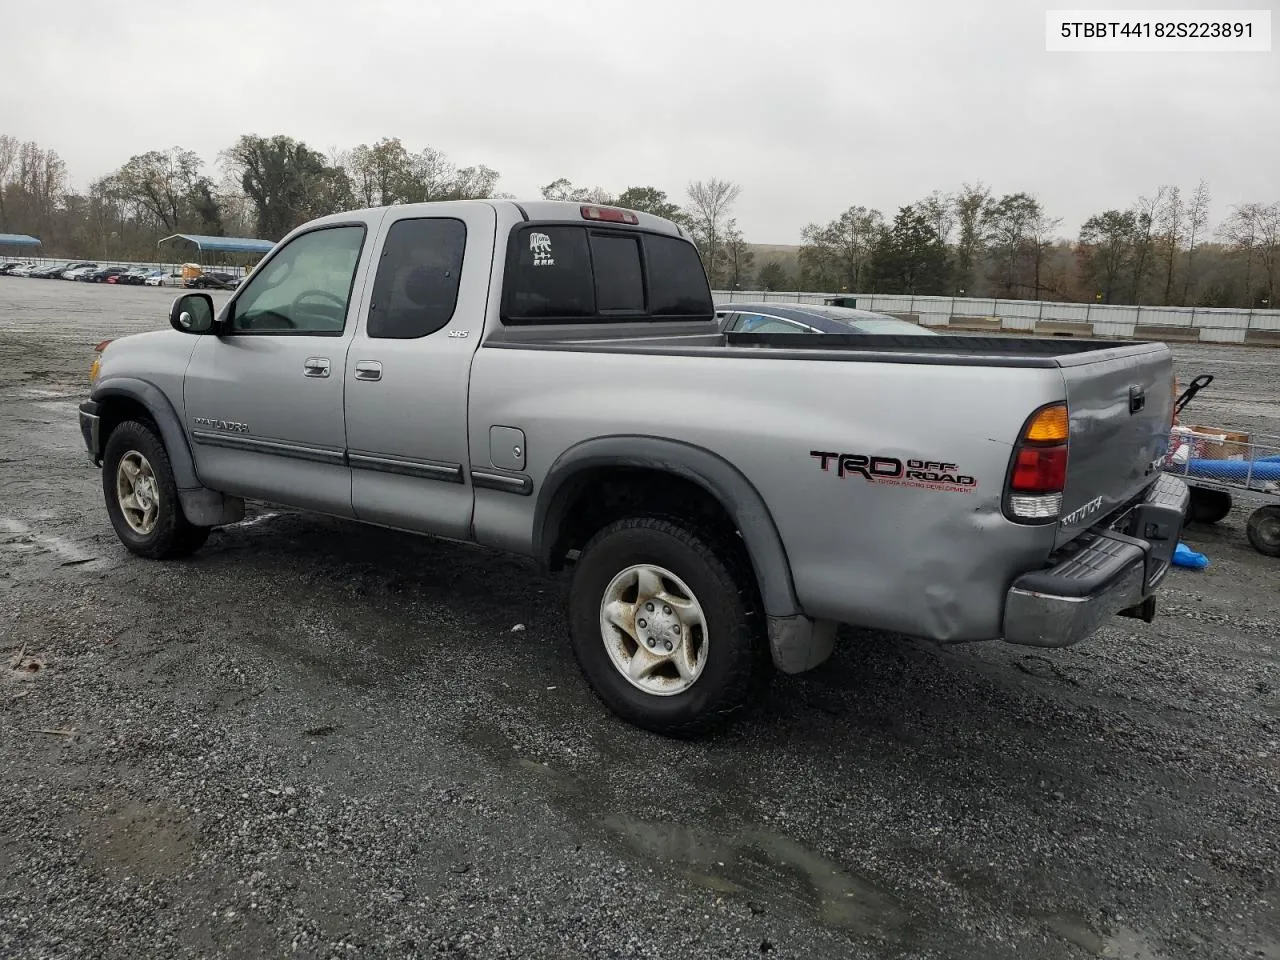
[1005,402,1069,522]
[581,205,639,225]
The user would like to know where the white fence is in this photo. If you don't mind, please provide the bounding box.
[712,291,1280,345]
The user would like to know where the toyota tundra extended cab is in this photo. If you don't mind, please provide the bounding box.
[78,199,1189,735]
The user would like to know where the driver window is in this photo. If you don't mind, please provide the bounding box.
[230,225,365,335]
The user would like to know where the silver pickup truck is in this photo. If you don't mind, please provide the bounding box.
[78,199,1189,735]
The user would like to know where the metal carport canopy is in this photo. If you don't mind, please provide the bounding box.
[158,234,277,254]
[0,234,42,247]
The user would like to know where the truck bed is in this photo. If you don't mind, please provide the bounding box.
[479,323,1176,596]
[487,326,1169,370]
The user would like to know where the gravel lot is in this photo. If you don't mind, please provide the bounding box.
[1,279,1277,960]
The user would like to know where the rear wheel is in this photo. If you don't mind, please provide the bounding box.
[1187,487,1233,525]
[1246,505,1280,557]
[568,516,769,737]
[103,420,210,559]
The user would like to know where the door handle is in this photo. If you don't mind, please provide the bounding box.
[304,357,330,378]
[354,360,383,382]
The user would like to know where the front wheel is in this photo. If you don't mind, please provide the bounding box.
[568,517,769,737]
[1246,505,1280,557]
[102,420,210,559]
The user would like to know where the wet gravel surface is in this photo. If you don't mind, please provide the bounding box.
[1,279,1278,960]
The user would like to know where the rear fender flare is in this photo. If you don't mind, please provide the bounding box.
[534,436,800,618]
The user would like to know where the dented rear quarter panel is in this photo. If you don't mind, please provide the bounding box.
[468,345,1068,642]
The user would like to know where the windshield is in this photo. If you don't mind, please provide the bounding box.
[835,317,939,336]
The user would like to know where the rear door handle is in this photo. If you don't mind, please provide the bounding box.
[304,357,330,378]
[354,360,383,382]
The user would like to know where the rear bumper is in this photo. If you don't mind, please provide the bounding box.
[1002,473,1190,648]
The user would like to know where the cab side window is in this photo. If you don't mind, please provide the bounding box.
[367,218,467,339]
[230,225,365,335]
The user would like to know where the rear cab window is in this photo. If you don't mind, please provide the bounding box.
[501,224,712,323]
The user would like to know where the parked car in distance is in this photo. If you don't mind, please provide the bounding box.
[185,271,240,290]
[88,266,129,283]
[0,261,36,275]
[717,302,939,336]
[143,270,171,287]
[118,267,156,285]
[30,262,72,278]
[62,263,99,280]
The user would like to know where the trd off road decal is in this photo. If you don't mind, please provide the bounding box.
[811,450,977,493]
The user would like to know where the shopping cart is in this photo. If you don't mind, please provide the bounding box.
[1162,424,1280,557]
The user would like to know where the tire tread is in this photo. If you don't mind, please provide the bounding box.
[570,515,769,737]
[103,420,210,560]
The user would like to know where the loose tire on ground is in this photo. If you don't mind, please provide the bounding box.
[1187,487,1233,525]
[568,516,770,737]
[1245,505,1280,557]
[102,419,210,559]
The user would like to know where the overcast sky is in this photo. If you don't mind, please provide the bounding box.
[4,0,1276,243]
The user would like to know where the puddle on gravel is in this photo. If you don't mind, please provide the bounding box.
[0,517,100,567]
[1102,925,1169,959]
[80,801,196,878]
[1036,911,1170,958]
[602,816,915,942]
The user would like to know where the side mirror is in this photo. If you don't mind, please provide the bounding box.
[169,293,215,334]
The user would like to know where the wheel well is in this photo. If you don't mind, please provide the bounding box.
[545,467,746,572]
[96,396,156,456]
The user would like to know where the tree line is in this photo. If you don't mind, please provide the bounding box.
[0,132,1275,308]
[0,132,750,290]
[788,182,1278,309]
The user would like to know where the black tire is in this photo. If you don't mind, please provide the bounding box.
[568,516,770,737]
[1246,505,1280,557]
[1187,487,1233,525]
[102,419,210,559]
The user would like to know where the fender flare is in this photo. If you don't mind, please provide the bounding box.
[91,376,200,490]
[533,435,800,618]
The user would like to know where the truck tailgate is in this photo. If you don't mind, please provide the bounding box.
[1056,343,1174,547]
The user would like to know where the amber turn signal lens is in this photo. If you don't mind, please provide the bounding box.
[1023,404,1069,443]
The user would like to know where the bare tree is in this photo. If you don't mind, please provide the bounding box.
[1182,179,1211,303]
[1156,186,1184,304]
[684,178,741,287]
[1219,203,1265,303]
[916,190,956,246]
[0,134,17,230]
[1026,203,1063,300]
[541,177,613,204]
[985,192,1051,297]
[798,206,882,291]
[1234,202,1280,308]
[1129,187,1169,303]
[952,181,992,294]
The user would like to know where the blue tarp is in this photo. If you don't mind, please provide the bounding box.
[159,234,276,254]
[0,234,41,247]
